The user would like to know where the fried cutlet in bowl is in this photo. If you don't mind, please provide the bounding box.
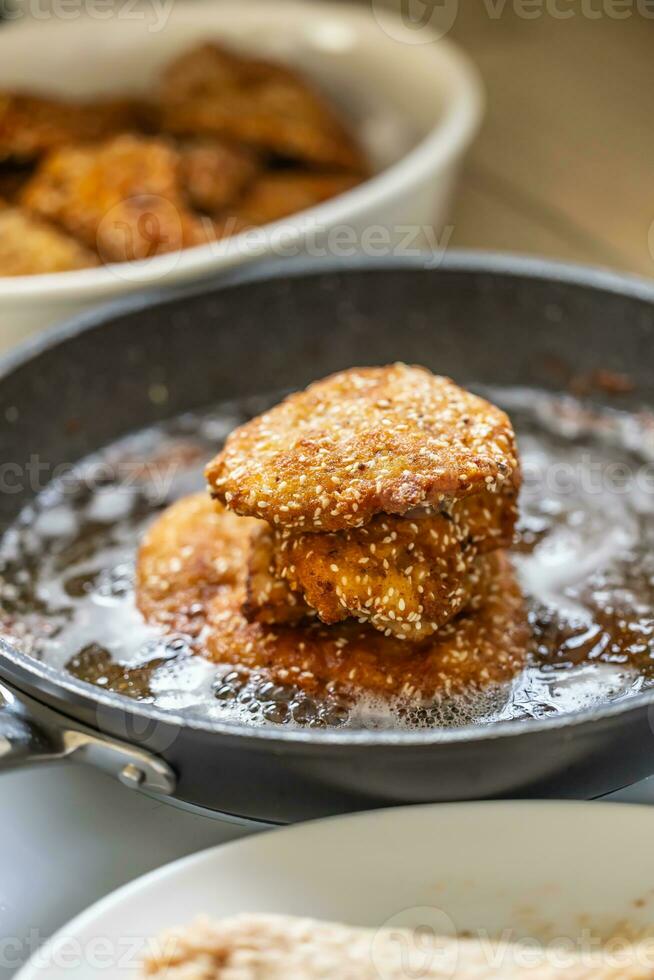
[0,91,145,162]
[20,134,220,262]
[158,42,368,174]
[0,202,98,275]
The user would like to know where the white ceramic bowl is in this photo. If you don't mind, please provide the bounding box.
[0,0,483,350]
[16,801,654,978]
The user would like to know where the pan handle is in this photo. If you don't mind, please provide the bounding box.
[0,679,176,795]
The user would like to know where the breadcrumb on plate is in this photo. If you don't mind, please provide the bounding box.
[142,913,654,979]
[0,203,98,275]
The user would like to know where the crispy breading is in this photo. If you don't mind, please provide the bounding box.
[159,43,368,173]
[230,171,362,225]
[136,494,529,699]
[136,493,308,631]
[268,486,518,640]
[21,134,216,261]
[0,204,98,275]
[0,92,144,162]
[136,493,253,636]
[180,139,260,213]
[206,365,521,533]
[243,521,311,625]
[197,553,526,699]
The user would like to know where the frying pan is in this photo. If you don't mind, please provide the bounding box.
[2,252,654,825]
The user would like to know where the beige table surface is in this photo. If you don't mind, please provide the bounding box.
[442,3,654,277]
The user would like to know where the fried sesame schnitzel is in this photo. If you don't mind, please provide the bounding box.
[136,494,528,700]
[137,493,309,632]
[159,43,367,173]
[204,551,526,700]
[265,485,518,640]
[206,365,520,533]
[136,493,253,636]
[243,521,311,625]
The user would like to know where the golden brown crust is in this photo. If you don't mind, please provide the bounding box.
[136,494,529,699]
[243,521,311,625]
[201,556,526,700]
[137,493,309,629]
[21,134,215,261]
[180,139,260,214]
[159,43,368,173]
[230,171,362,226]
[206,365,521,533]
[0,204,98,275]
[0,45,368,275]
[136,493,252,635]
[270,486,518,640]
[0,92,144,162]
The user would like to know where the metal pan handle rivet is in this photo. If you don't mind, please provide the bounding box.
[119,763,146,789]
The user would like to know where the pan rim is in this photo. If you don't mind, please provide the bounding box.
[3,249,654,748]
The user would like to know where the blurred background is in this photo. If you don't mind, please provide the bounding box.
[370,0,654,275]
[1,0,653,349]
[3,0,652,274]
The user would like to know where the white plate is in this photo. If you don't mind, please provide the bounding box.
[17,801,654,977]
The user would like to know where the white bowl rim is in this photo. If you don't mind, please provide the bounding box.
[0,0,484,302]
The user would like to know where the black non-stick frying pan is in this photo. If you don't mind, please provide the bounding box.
[2,252,654,825]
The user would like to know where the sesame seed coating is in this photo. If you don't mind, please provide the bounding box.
[243,521,312,625]
[136,493,250,635]
[136,495,528,699]
[136,492,311,630]
[267,485,518,640]
[206,364,520,533]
